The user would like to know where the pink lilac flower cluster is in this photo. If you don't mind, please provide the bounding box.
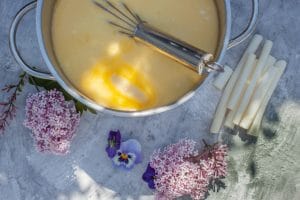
[198,143,228,179]
[24,89,80,155]
[149,139,228,200]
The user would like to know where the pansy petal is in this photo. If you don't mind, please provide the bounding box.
[148,180,155,189]
[108,130,121,148]
[120,139,142,163]
[142,172,152,181]
[143,164,155,180]
[146,164,156,174]
[112,156,135,170]
[124,159,135,169]
[142,164,156,189]
[112,155,121,166]
[120,139,141,153]
[106,130,122,158]
[106,147,117,158]
[108,130,121,139]
[134,152,142,164]
[127,152,137,162]
[111,150,137,170]
[114,130,122,148]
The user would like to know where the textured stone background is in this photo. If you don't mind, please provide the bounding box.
[0,0,299,200]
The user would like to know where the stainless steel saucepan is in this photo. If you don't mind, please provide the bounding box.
[10,0,258,117]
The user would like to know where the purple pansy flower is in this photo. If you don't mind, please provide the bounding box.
[106,130,121,158]
[142,163,156,189]
[112,139,142,170]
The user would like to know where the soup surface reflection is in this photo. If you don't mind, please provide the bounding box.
[52,0,219,111]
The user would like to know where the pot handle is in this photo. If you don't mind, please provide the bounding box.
[9,1,55,80]
[228,0,259,49]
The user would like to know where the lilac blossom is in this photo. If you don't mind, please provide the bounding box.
[198,143,228,179]
[24,89,80,155]
[147,139,228,200]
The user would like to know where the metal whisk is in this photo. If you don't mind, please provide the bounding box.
[92,0,224,74]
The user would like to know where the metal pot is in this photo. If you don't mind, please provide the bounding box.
[10,0,258,117]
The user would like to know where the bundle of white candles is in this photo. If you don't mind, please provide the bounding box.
[210,34,287,136]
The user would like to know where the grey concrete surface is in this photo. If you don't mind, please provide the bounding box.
[0,0,299,200]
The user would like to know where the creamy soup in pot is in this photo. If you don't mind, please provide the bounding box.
[52,0,219,111]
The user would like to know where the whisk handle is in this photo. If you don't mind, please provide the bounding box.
[134,23,216,75]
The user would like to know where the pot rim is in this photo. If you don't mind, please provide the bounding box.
[36,0,231,117]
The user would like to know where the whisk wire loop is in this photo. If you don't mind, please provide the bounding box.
[108,21,133,33]
[92,0,136,28]
[121,2,142,23]
[104,0,138,25]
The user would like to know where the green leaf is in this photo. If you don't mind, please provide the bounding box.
[19,72,26,78]
[87,107,97,114]
[61,90,74,101]
[75,101,84,115]
[20,79,24,86]
[83,106,87,111]
[28,77,34,85]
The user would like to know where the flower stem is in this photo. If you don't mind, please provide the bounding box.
[186,141,217,163]
[0,72,27,134]
[202,139,209,147]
